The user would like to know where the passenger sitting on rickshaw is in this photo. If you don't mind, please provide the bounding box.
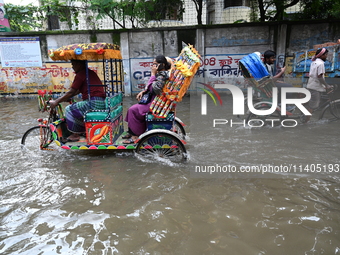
[123,55,173,144]
[262,50,294,103]
[50,60,106,142]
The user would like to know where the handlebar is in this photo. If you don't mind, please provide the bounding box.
[327,84,338,94]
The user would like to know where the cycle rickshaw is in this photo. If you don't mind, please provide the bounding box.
[239,52,340,125]
[21,42,201,162]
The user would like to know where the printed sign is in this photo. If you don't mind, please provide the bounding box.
[0,37,42,67]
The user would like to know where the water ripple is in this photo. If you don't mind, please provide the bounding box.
[1,98,340,254]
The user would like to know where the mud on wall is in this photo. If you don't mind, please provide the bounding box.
[0,20,339,95]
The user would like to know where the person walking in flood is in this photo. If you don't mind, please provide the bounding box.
[304,48,332,123]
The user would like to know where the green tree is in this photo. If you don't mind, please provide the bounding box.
[249,0,340,22]
[271,0,300,21]
[249,0,300,22]
[191,0,203,25]
[5,4,42,32]
[294,0,340,20]
[87,0,184,29]
[85,0,124,29]
[6,0,185,31]
[39,0,81,29]
[5,1,81,32]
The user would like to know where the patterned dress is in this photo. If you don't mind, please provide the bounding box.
[125,71,169,136]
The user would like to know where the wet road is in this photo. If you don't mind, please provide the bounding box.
[0,95,340,254]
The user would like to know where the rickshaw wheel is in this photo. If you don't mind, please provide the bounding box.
[136,132,187,163]
[246,104,282,127]
[21,126,53,150]
[172,120,186,139]
[319,99,340,121]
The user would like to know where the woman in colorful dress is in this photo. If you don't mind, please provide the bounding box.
[123,55,173,144]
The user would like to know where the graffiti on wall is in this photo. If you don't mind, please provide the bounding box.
[1,53,303,95]
[130,58,154,91]
[196,54,243,77]
[0,62,101,94]
[130,54,246,93]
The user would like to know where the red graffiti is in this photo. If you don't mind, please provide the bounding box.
[41,65,70,78]
[0,82,7,92]
[139,62,153,67]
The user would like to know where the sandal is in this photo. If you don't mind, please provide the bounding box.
[67,134,80,142]
[67,137,80,142]
[60,137,68,143]
[123,138,136,144]
[122,133,132,139]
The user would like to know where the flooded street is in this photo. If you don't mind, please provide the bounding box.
[1,95,340,254]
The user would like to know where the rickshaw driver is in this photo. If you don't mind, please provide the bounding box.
[49,59,106,142]
[262,50,294,103]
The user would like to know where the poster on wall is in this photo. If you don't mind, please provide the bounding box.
[130,58,153,91]
[0,37,42,67]
[0,0,11,32]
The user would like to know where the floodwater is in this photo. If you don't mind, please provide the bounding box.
[1,94,340,255]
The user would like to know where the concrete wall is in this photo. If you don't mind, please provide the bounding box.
[0,20,340,96]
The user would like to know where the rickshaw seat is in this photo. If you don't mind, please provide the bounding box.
[84,93,124,145]
[239,53,276,99]
[85,105,123,121]
[84,93,123,122]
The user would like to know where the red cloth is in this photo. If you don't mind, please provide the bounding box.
[71,69,105,100]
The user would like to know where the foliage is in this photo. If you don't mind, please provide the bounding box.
[249,0,300,22]
[86,0,123,28]
[249,0,340,22]
[39,0,81,29]
[87,0,184,29]
[5,0,81,32]
[4,0,340,32]
[5,4,41,32]
[293,0,340,20]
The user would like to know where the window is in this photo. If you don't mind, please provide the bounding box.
[47,15,60,30]
[145,0,184,21]
[224,0,250,8]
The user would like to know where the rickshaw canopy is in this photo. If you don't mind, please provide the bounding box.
[49,43,122,61]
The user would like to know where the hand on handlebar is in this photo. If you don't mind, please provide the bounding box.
[49,100,58,109]
[326,85,334,93]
